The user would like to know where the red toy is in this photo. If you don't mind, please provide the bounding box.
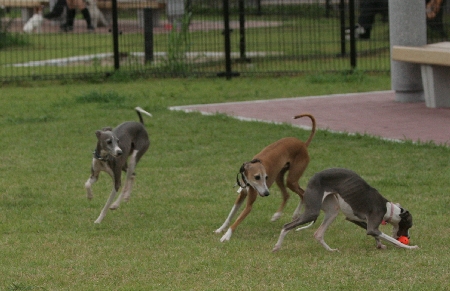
[398,236,409,245]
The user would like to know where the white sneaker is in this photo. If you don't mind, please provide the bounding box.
[345,24,367,40]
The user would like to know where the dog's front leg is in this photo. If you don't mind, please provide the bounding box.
[215,188,247,235]
[378,233,419,250]
[94,170,120,223]
[219,189,257,242]
[95,187,118,223]
[85,176,97,200]
[111,150,138,209]
[272,228,290,252]
[85,160,102,200]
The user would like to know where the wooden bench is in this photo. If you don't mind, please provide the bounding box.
[392,42,450,108]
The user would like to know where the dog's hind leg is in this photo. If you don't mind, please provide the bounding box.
[215,188,248,234]
[285,160,308,220]
[272,208,319,252]
[271,169,289,222]
[273,189,322,252]
[110,150,138,210]
[313,194,340,251]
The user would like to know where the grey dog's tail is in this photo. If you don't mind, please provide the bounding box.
[135,107,152,124]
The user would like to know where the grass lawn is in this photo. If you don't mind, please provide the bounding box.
[1,74,449,290]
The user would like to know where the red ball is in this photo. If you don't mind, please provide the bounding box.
[398,236,409,245]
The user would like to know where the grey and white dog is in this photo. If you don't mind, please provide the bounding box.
[85,107,152,223]
[273,168,419,252]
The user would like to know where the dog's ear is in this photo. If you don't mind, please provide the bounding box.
[95,130,102,138]
[102,127,113,132]
[399,208,410,218]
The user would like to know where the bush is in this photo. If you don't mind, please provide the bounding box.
[0,8,28,49]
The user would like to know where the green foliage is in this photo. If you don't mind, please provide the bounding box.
[0,9,28,49]
[161,12,193,75]
[1,75,449,290]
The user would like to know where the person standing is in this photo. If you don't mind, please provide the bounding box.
[346,0,388,40]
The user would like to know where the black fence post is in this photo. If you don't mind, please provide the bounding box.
[238,0,250,63]
[144,8,154,63]
[349,0,356,69]
[112,0,120,70]
[218,0,239,79]
[339,0,346,56]
[325,0,331,18]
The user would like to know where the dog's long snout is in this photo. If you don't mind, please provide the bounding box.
[256,188,270,197]
[116,149,123,156]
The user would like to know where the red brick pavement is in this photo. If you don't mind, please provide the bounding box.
[170,91,450,146]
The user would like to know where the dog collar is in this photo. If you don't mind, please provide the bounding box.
[93,149,108,161]
[235,172,250,189]
[384,202,395,224]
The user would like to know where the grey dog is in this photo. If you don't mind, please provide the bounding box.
[85,107,152,223]
[273,168,419,252]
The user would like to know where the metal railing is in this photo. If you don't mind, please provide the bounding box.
[0,0,448,82]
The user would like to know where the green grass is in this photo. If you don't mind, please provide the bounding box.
[1,74,450,290]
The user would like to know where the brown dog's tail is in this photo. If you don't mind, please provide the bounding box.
[135,107,153,124]
[293,113,316,147]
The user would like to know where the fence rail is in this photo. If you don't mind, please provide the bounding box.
[0,0,448,81]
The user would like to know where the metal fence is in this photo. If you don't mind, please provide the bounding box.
[0,0,448,81]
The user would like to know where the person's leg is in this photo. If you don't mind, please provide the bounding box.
[44,0,67,19]
[81,7,94,30]
[357,0,378,38]
[61,8,76,31]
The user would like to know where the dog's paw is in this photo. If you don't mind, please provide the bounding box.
[214,228,223,234]
[272,244,281,252]
[109,204,119,210]
[377,243,387,250]
[271,212,282,222]
[220,229,232,242]
[86,188,93,200]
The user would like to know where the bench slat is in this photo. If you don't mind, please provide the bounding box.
[392,42,450,67]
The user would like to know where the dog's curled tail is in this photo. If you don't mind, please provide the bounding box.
[135,107,153,124]
[293,113,316,147]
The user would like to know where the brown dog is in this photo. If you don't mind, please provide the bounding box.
[214,113,316,242]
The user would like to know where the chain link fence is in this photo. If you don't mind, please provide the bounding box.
[0,0,448,81]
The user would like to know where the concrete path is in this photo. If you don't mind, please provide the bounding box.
[170,90,450,146]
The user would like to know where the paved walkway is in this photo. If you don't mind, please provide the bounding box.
[170,90,450,146]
